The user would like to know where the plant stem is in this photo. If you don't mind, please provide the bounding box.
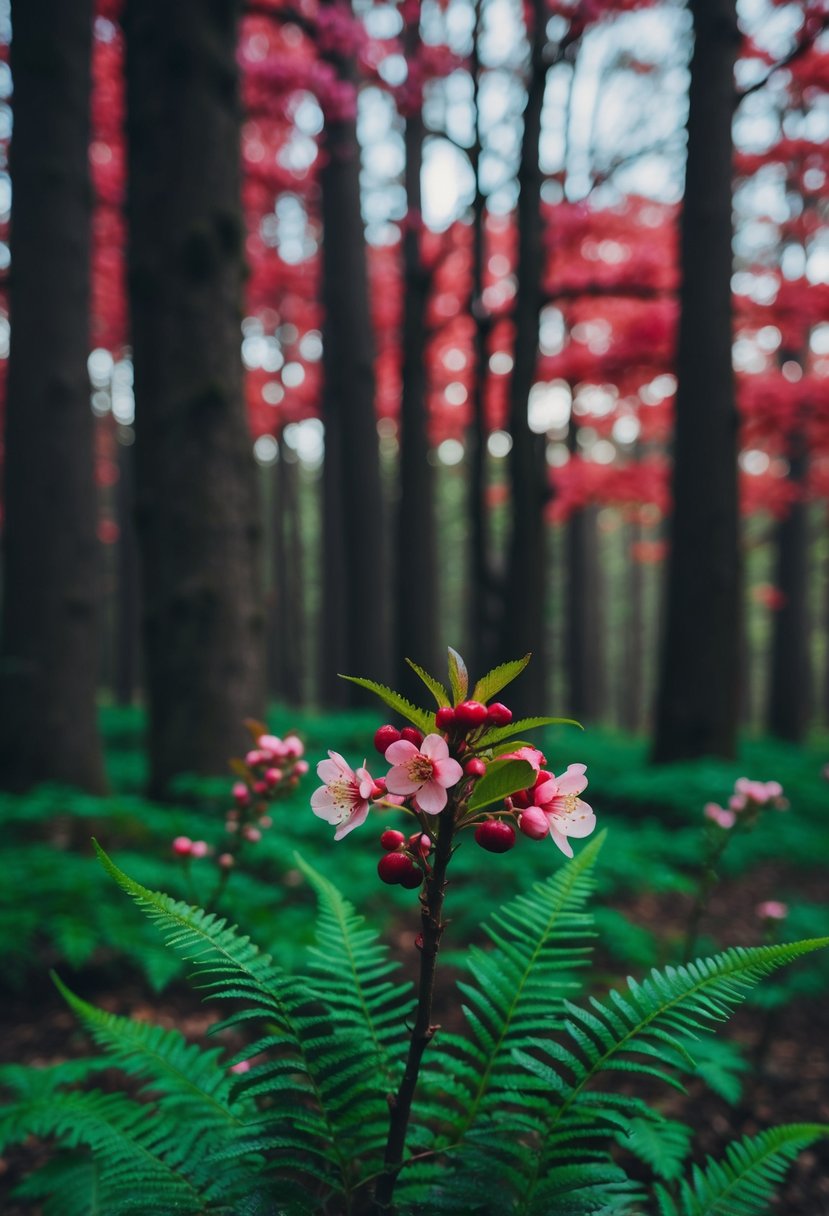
[373,802,455,1213]
[683,833,729,962]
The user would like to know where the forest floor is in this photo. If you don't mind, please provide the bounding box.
[2,863,829,1215]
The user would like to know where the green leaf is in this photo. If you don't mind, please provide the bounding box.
[405,659,451,708]
[338,676,434,734]
[472,654,531,704]
[467,759,536,813]
[447,647,469,704]
[479,716,583,748]
[616,1116,692,1181]
[658,1123,829,1216]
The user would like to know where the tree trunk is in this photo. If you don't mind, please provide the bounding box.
[125,0,265,797]
[396,73,439,696]
[767,435,810,741]
[318,41,386,704]
[0,0,106,792]
[619,516,644,733]
[652,0,740,762]
[501,0,548,714]
[114,433,141,706]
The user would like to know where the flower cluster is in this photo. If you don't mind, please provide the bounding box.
[704,776,786,831]
[171,723,308,869]
[311,671,594,891]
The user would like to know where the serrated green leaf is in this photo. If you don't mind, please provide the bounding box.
[467,759,536,813]
[405,659,451,708]
[447,647,469,705]
[338,676,434,734]
[478,716,583,748]
[472,654,531,704]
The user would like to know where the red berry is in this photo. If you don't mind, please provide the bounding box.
[400,864,424,889]
[400,726,424,746]
[435,706,456,731]
[380,829,406,851]
[486,702,513,726]
[474,820,516,853]
[375,725,401,755]
[464,758,487,777]
[455,700,488,727]
[378,852,415,884]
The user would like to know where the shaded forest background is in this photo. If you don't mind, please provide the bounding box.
[0,0,827,797]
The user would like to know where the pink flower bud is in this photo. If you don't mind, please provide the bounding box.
[218,853,234,868]
[728,794,747,811]
[233,782,251,806]
[704,803,736,830]
[258,734,282,755]
[253,780,268,796]
[464,758,487,778]
[172,836,193,856]
[243,826,262,842]
[259,815,272,828]
[230,1059,251,1074]
[190,840,209,858]
[225,820,238,832]
[294,759,309,776]
[518,807,549,840]
[246,749,265,767]
[756,900,788,921]
[283,734,304,758]
[264,767,282,787]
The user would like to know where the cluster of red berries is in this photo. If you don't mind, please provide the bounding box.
[377,827,431,888]
[435,700,512,732]
[374,724,424,754]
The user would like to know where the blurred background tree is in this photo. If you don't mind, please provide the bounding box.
[0,0,827,791]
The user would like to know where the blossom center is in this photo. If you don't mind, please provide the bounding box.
[329,776,359,809]
[406,755,435,784]
[557,792,580,817]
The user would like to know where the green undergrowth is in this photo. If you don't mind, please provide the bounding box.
[1,706,827,993]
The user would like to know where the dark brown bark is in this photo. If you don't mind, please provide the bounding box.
[466,0,497,679]
[0,0,106,792]
[396,75,439,696]
[318,45,386,705]
[501,0,548,714]
[619,517,644,732]
[652,0,741,762]
[767,435,810,742]
[564,423,603,722]
[125,0,265,797]
[114,433,141,706]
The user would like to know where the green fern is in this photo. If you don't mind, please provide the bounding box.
[5,840,826,1215]
[656,1123,829,1215]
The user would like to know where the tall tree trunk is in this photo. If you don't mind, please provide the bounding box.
[114,433,141,706]
[0,0,106,792]
[564,425,603,724]
[652,0,740,762]
[501,0,548,713]
[396,57,439,695]
[466,0,496,679]
[318,39,386,704]
[767,435,810,741]
[619,516,644,733]
[125,0,265,797]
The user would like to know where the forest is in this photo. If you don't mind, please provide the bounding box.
[1,0,828,1213]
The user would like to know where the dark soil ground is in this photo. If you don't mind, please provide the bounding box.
[2,870,828,1214]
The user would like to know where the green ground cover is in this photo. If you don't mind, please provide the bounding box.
[2,706,827,992]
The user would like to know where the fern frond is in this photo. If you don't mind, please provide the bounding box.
[616,1115,692,1181]
[416,833,602,1194]
[656,1123,829,1216]
[513,938,829,1213]
[94,844,390,1202]
[296,854,414,1086]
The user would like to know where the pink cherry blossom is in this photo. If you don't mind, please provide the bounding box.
[705,802,736,829]
[532,764,596,857]
[756,900,788,921]
[500,745,546,771]
[312,751,376,839]
[384,733,463,815]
